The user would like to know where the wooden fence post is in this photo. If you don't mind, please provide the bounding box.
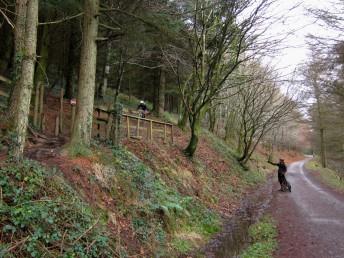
[136,117,140,137]
[55,116,59,136]
[146,121,150,139]
[164,124,167,143]
[106,114,113,140]
[71,105,76,133]
[59,88,64,133]
[126,116,130,138]
[96,109,101,138]
[41,113,46,132]
[150,120,153,141]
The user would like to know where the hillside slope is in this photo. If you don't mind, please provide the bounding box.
[0,93,303,256]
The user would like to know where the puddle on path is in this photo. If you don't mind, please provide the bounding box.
[202,177,274,258]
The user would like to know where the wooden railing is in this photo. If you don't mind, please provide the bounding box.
[94,107,174,143]
[0,90,174,144]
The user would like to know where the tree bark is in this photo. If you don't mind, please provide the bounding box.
[178,107,188,130]
[70,0,99,147]
[158,68,166,115]
[314,84,327,168]
[64,23,76,99]
[184,113,201,157]
[154,68,166,117]
[8,0,27,122]
[101,40,112,99]
[33,24,49,128]
[10,0,38,160]
[319,128,327,168]
[208,106,217,133]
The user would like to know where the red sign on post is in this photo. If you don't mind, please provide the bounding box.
[70,98,77,106]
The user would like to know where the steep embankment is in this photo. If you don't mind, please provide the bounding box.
[0,93,303,256]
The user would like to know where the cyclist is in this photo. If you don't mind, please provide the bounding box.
[137,100,148,118]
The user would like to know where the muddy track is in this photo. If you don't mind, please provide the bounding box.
[24,137,66,160]
[270,159,344,258]
[201,175,274,258]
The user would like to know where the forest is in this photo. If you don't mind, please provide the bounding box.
[0,0,343,257]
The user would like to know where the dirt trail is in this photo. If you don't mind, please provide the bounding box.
[270,159,344,258]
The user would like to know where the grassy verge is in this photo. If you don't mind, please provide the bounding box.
[240,216,278,258]
[306,159,344,192]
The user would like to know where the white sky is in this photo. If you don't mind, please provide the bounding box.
[263,0,343,79]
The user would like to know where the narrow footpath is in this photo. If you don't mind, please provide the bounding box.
[270,159,344,258]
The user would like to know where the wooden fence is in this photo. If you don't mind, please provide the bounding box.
[0,89,174,144]
[94,107,174,143]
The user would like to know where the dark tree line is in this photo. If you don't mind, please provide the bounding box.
[0,0,299,162]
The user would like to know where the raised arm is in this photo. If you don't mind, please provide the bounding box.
[268,160,279,166]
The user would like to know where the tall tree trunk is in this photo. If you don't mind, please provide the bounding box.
[64,23,76,99]
[101,40,112,99]
[70,0,99,147]
[10,0,38,160]
[184,112,202,157]
[153,68,166,117]
[153,69,159,115]
[237,122,243,154]
[158,68,166,115]
[208,106,217,133]
[224,110,235,142]
[314,84,327,168]
[8,0,27,121]
[178,106,188,130]
[33,24,49,128]
[319,128,327,168]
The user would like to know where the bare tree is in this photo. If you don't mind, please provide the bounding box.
[178,0,275,157]
[229,63,298,165]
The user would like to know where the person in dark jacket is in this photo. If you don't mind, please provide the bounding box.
[137,100,148,118]
[268,159,291,192]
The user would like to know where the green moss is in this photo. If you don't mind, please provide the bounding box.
[240,216,278,258]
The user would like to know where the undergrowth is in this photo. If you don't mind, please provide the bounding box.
[0,160,115,257]
[204,131,266,187]
[98,147,220,255]
[240,216,278,258]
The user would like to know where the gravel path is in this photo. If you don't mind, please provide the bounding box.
[270,159,344,258]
